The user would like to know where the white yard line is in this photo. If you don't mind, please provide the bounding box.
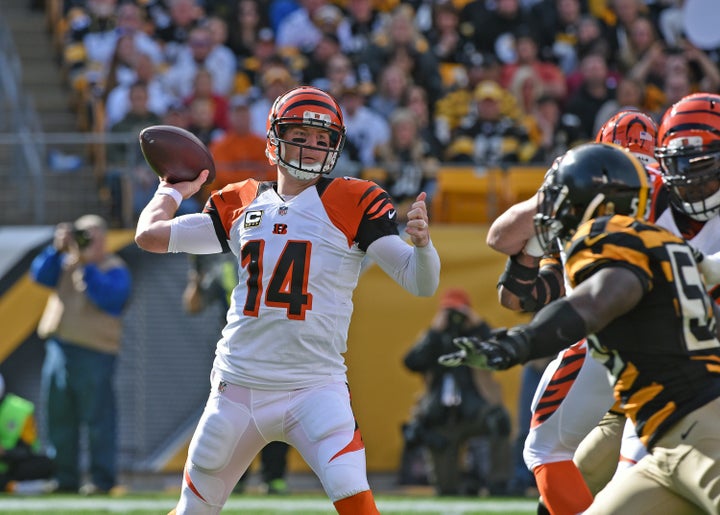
[0,497,536,513]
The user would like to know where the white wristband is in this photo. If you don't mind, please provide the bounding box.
[155,186,183,208]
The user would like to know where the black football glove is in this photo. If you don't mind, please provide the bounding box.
[437,328,531,370]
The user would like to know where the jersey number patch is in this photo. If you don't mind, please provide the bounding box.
[241,240,313,320]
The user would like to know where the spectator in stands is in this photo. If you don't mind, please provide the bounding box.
[468,0,531,65]
[62,0,119,89]
[302,33,344,86]
[605,0,649,65]
[615,14,661,75]
[186,97,224,148]
[533,0,594,75]
[630,43,720,118]
[362,5,443,105]
[564,51,617,141]
[339,85,390,169]
[342,0,386,59]
[0,374,56,495]
[226,0,271,60]
[310,53,359,100]
[401,288,512,496]
[368,64,413,121]
[499,27,566,102]
[433,52,504,147]
[529,93,582,165]
[204,95,275,200]
[375,107,440,225]
[423,1,475,91]
[233,27,280,96]
[31,215,131,495]
[104,52,171,130]
[249,63,297,137]
[402,84,444,160]
[149,0,205,64]
[162,24,236,100]
[105,80,164,224]
[445,80,536,167]
[275,0,351,55]
[182,69,230,131]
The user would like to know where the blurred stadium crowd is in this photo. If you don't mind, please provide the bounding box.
[42,0,720,225]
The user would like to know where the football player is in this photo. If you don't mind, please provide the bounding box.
[613,92,720,477]
[135,86,441,515]
[484,109,661,515]
[441,142,720,514]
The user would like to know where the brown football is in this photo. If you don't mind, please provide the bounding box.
[139,125,216,184]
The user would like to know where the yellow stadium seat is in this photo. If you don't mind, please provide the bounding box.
[498,165,548,212]
[433,167,503,224]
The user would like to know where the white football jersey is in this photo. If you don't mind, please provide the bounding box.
[204,177,399,389]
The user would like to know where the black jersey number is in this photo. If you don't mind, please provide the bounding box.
[241,240,313,320]
[668,243,719,351]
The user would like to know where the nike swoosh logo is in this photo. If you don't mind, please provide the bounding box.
[584,233,606,247]
[388,210,396,219]
[681,420,698,440]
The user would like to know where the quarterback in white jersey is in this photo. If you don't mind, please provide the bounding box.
[135,86,441,515]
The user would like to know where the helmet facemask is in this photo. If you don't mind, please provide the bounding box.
[270,121,344,180]
[265,86,347,181]
[659,144,720,221]
[533,143,648,254]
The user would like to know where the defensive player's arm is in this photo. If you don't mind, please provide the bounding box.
[441,266,644,369]
[135,171,210,252]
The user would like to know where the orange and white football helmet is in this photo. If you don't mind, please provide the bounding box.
[266,86,347,180]
[655,92,720,221]
[595,108,658,166]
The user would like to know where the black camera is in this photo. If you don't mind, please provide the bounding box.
[446,308,468,338]
[72,228,93,249]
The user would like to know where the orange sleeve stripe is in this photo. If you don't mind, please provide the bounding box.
[322,179,388,246]
[208,180,261,237]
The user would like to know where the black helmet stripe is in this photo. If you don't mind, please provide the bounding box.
[664,122,720,138]
[280,96,341,119]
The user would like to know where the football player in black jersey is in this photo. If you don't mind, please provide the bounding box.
[441,142,720,514]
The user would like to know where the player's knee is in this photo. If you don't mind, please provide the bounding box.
[324,460,371,501]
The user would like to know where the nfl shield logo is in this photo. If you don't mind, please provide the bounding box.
[279,206,288,216]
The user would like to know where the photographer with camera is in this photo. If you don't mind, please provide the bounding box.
[400,288,512,496]
[30,215,131,495]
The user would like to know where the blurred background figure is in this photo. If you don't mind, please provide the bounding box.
[204,94,276,202]
[30,215,131,495]
[0,374,56,495]
[400,288,512,496]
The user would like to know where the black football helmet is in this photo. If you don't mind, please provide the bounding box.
[655,92,720,221]
[534,142,649,253]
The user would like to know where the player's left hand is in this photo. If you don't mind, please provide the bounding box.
[438,329,531,370]
[405,192,430,247]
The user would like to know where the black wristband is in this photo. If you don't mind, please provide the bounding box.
[497,254,539,298]
[522,298,588,360]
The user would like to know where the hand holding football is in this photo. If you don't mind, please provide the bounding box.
[139,125,216,184]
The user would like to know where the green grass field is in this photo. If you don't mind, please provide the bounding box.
[0,493,537,514]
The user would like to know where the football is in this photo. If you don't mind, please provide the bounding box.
[139,125,216,184]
